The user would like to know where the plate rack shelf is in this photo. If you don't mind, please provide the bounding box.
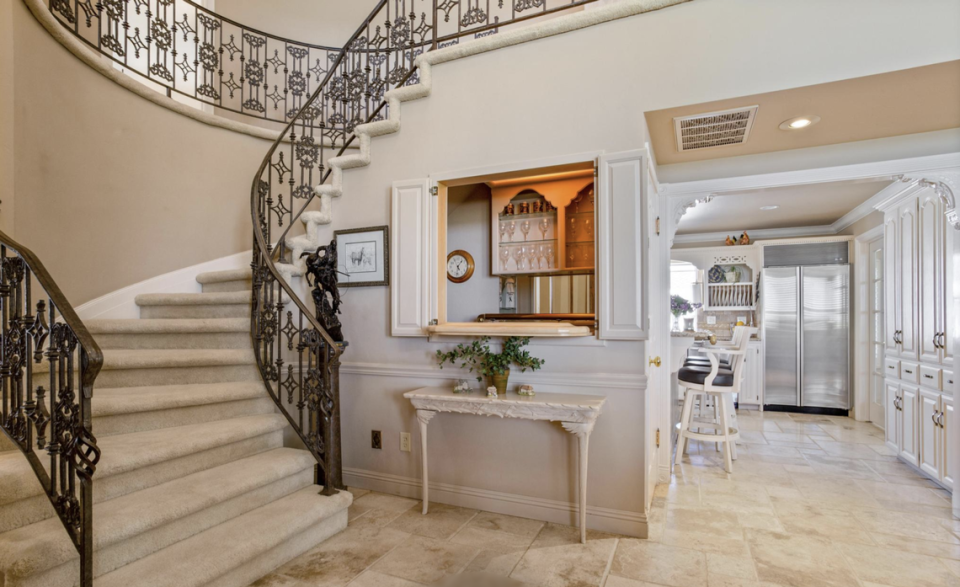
[705,282,755,310]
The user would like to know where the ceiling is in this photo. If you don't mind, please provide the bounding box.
[675,178,893,235]
[646,60,960,166]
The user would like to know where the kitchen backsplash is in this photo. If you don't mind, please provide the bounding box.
[696,309,759,340]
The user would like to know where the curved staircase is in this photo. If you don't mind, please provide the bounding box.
[0,269,351,587]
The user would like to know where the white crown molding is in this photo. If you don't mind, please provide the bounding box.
[673,225,834,244]
[343,466,648,537]
[660,152,960,197]
[340,361,647,392]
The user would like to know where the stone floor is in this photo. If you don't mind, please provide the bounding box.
[250,410,959,587]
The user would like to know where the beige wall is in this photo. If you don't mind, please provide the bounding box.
[213,0,379,47]
[11,0,275,306]
[0,0,14,236]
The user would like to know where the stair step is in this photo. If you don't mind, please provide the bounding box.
[136,292,251,319]
[0,414,287,533]
[92,381,273,436]
[196,269,253,293]
[87,318,251,349]
[35,349,259,388]
[0,448,316,587]
[95,486,350,587]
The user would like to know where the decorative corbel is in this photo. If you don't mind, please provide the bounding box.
[668,194,715,246]
[900,173,960,230]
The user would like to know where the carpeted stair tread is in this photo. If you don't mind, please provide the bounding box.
[135,291,251,307]
[0,448,316,581]
[33,349,256,375]
[94,486,351,587]
[0,414,287,506]
[195,269,252,284]
[86,318,249,334]
[92,381,266,417]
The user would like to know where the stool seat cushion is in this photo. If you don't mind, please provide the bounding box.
[684,357,731,366]
[678,365,734,386]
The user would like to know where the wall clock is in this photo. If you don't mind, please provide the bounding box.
[447,250,475,283]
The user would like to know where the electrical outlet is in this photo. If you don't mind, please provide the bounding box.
[706,315,717,325]
[371,430,382,450]
[400,432,411,452]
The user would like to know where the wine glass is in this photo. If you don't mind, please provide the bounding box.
[536,244,546,269]
[499,222,507,244]
[568,247,576,266]
[511,246,523,271]
[538,218,549,240]
[520,220,531,241]
[569,217,577,240]
[499,246,509,271]
[526,246,538,272]
[545,244,554,269]
[584,217,593,238]
[506,221,516,242]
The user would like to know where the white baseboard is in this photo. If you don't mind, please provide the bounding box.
[76,250,252,320]
[343,467,648,538]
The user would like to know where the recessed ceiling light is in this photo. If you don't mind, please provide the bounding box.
[760,205,779,211]
[779,115,821,131]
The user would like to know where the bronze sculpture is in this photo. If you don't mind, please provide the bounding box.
[301,239,344,342]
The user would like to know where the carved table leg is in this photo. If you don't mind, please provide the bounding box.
[562,421,596,544]
[416,410,436,515]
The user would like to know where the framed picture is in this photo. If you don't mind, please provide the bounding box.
[334,225,389,287]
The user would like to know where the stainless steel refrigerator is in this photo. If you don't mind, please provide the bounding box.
[762,265,851,413]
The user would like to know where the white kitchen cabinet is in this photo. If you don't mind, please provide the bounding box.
[738,341,763,406]
[919,192,942,365]
[898,199,920,362]
[919,387,941,478]
[885,380,900,452]
[943,394,954,488]
[900,383,919,466]
[884,215,900,355]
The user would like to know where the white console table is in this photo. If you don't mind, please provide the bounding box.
[403,387,606,543]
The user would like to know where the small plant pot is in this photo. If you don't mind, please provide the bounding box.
[490,370,510,397]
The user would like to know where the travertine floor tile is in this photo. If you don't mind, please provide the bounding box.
[509,525,618,587]
[452,526,536,576]
[854,509,960,544]
[248,574,309,587]
[706,552,757,580]
[745,529,859,587]
[353,492,420,513]
[371,535,480,584]
[388,502,478,539]
[839,543,960,587]
[277,516,409,585]
[467,511,545,539]
[348,571,425,586]
[610,539,707,587]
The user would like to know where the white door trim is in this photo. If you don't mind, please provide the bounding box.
[854,224,884,422]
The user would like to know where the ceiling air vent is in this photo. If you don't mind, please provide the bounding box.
[674,105,759,152]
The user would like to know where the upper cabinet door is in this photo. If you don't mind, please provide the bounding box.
[390,179,433,337]
[884,216,900,356]
[597,150,647,340]
[899,199,920,362]
[941,203,954,369]
[919,192,942,364]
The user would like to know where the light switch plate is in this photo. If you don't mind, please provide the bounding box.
[706,316,717,325]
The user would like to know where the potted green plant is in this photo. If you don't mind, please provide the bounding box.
[436,336,545,396]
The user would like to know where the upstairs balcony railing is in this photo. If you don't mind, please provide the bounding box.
[44,0,600,128]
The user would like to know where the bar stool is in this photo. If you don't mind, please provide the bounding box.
[681,326,746,445]
[674,328,756,473]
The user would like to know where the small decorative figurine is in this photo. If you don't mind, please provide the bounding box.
[725,235,736,246]
[518,384,535,397]
[486,386,498,398]
[301,239,344,342]
[453,379,472,394]
[739,231,750,245]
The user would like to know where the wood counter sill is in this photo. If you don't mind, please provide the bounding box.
[426,322,594,338]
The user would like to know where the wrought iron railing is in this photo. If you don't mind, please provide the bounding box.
[43,0,599,129]
[46,0,342,126]
[0,231,103,587]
